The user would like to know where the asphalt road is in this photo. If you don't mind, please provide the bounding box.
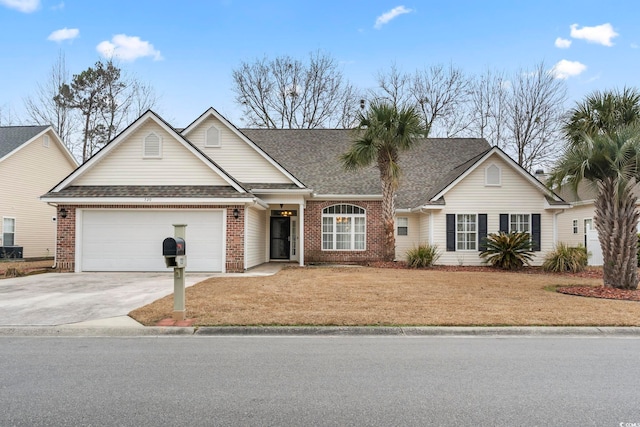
[1,335,639,426]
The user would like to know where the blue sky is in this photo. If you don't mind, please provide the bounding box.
[1,0,639,128]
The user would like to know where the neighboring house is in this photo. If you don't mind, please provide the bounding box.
[0,126,78,259]
[41,108,569,273]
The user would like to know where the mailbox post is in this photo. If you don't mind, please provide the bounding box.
[162,224,187,321]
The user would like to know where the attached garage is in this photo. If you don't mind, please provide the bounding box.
[79,209,224,272]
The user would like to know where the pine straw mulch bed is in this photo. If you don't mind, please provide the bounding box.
[367,262,640,302]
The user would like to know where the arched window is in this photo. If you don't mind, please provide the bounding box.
[321,204,366,250]
[205,125,221,147]
[143,132,162,158]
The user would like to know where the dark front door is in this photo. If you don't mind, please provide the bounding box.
[270,217,290,260]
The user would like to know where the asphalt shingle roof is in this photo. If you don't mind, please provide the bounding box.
[0,125,49,159]
[241,129,491,209]
[41,185,247,199]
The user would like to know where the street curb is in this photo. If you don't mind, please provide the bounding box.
[0,326,195,337]
[194,326,640,336]
[3,326,639,337]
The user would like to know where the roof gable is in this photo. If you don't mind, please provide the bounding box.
[0,125,78,167]
[51,111,246,193]
[182,108,304,188]
[426,146,567,206]
[0,125,49,161]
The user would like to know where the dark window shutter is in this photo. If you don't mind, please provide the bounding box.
[531,213,541,251]
[478,214,488,251]
[446,214,456,252]
[499,214,509,233]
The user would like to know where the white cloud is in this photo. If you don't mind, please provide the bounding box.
[570,23,618,46]
[631,43,639,49]
[96,34,163,62]
[47,27,79,42]
[374,5,413,29]
[554,37,572,49]
[0,0,40,12]
[551,59,587,79]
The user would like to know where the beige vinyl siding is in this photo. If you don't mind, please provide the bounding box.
[75,121,229,186]
[419,213,430,244]
[556,203,595,248]
[0,131,76,257]
[245,207,266,269]
[185,117,293,184]
[395,213,421,261]
[434,153,556,266]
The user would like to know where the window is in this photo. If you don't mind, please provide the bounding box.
[456,214,477,251]
[322,204,366,251]
[396,217,408,236]
[510,214,530,233]
[3,218,15,246]
[143,132,161,158]
[205,125,221,147]
[42,134,50,148]
[572,219,578,234]
[485,164,501,186]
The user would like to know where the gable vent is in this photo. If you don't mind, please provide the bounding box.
[143,133,161,158]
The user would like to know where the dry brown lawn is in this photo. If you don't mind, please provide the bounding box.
[129,266,640,327]
[0,259,53,278]
[2,259,633,326]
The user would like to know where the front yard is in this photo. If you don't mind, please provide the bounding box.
[129,266,640,327]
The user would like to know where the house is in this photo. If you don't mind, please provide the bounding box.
[0,126,78,259]
[41,108,569,272]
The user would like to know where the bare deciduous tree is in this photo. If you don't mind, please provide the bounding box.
[23,52,78,152]
[372,63,472,137]
[469,68,509,148]
[505,62,567,171]
[232,51,358,128]
[412,64,472,137]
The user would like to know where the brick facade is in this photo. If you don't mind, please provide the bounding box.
[55,204,245,273]
[304,200,385,264]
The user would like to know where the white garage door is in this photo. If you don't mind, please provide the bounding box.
[80,210,224,272]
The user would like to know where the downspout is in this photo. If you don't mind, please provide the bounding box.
[46,202,58,269]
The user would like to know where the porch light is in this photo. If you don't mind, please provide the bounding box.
[59,207,68,219]
[233,208,240,219]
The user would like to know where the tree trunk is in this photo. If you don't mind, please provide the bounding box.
[594,178,639,290]
[379,158,396,262]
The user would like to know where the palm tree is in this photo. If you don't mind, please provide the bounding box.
[342,101,426,261]
[564,87,640,146]
[548,125,640,289]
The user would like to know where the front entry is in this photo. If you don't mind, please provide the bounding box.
[270,217,290,259]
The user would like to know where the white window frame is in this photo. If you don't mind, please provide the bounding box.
[2,217,16,246]
[485,163,501,186]
[456,214,477,251]
[205,125,221,147]
[509,214,531,233]
[396,217,408,236]
[322,204,366,251]
[572,219,578,234]
[42,134,50,148]
[143,132,162,158]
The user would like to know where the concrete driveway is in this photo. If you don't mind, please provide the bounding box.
[0,272,213,326]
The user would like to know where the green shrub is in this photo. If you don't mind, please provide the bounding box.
[480,232,534,270]
[406,244,440,268]
[542,243,588,273]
